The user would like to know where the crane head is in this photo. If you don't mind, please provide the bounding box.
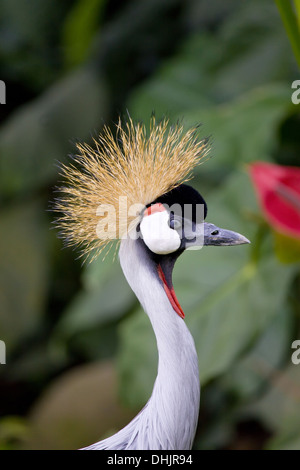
[139,183,250,255]
[138,183,250,319]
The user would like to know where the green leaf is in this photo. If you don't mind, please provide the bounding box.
[243,362,300,450]
[0,68,109,199]
[0,200,49,351]
[219,300,295,401]
[118,309,157,409]
[295,0,300,26]
[130,83,292,189]
[267,408,300,450]
[183,85,292,172]
[192,302,295,450]
[273,231,300,263]
[128,0,294,121]
[275,0,300,69]
[62,0,107,70]
[55,249,135,339]
[0,0,70,89]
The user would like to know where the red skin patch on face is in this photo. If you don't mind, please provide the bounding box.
[143,203,166,217]
[157,265,185,319]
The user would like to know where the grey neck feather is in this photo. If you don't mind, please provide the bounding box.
[83,236,200,450]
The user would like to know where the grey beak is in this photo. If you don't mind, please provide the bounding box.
[204,222,250,246]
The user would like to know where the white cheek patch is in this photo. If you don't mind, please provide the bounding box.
[140,210,181,255]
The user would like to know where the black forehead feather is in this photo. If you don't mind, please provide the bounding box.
[151,183,207,221]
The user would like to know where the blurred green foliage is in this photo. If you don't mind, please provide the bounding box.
[0,0,300,450]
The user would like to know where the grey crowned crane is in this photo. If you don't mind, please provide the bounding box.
[55,117,249,450]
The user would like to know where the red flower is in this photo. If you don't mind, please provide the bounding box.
[249,162,300,239]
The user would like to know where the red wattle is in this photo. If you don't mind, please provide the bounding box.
[157,265,185,319]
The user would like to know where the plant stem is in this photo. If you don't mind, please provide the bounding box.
[275,0,300,69]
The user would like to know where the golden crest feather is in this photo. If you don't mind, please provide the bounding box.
[54,116,209,261]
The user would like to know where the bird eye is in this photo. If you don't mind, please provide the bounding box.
[169,218,182,230]
[211,229,219,235]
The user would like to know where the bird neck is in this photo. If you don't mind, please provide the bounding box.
[119,237,200,449]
